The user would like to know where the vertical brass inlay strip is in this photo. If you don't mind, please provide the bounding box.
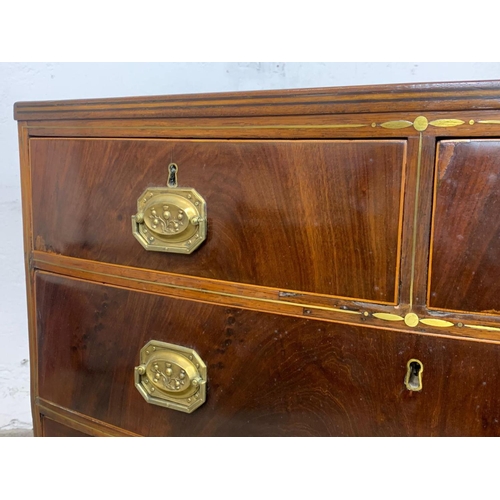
[409,132,423,309]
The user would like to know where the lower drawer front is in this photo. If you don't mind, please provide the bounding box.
[36,272,500,436]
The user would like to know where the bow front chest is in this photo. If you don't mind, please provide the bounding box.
[15,81,500,436]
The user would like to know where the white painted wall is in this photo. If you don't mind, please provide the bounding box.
[2,62,500,431]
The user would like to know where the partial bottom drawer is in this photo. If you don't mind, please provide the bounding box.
[35,272,500,436]
[41,416,91,437]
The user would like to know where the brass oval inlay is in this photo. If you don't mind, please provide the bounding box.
[380,120,414,130]
[413,116,428,132]
[429,119,465,128]
[420,318,454,328]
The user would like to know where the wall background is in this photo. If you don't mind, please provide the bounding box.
[2,62,500,430]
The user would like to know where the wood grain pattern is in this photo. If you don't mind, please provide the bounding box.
[22,111,499,141]
[17,122,42,436]
[14,80,500,121]
[42,417,90,437]
[37,399,140,437]
[31,138,406,303]
[18,81,500,437]
[408,134,438,311]
[429,140,500,314]
[31,252,500,343]
[36,272,500,436]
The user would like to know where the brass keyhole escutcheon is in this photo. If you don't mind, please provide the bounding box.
[404,359,423,391]
[132,163,207,254]
[135,340,207,413]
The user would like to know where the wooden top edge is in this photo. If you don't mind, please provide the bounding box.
[14,79,500,121]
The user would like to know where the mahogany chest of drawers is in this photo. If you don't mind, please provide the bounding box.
[15,81,500,436]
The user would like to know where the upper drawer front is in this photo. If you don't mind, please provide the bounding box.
[430,140,500,313]
[36,272,500,437]
[31,138,406,303]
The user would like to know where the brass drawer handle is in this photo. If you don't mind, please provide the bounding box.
[134,340,207,413]
[132,163,207,254]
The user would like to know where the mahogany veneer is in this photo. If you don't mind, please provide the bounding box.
[16,80,500,436]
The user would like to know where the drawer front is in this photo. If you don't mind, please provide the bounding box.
[31,138,406,303]
[430,140,500,313]
[36,272,500,436]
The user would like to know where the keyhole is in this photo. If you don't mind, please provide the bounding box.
[168,163,178,187]
[404,359,423,391]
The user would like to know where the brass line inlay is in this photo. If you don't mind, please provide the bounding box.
[26,123,369,131]
[464,324,500,332]
[27,115,500,134]
[35,259,500,334]
[409,132,423,309]
[396,115,471,311]
[31,251,398,306]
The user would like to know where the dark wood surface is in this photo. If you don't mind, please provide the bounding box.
[429,140,500,313]
[36,272,500,436]
[17,122,42,437]
[17,80,500,437]
[14,80,500,121]
[30,251,500,343]
[23,111,500,142]
[31,138,406,303]
[42,416,90,437]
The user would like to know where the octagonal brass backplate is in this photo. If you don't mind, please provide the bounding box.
[131,164,207,254]
[134,340,207,413]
